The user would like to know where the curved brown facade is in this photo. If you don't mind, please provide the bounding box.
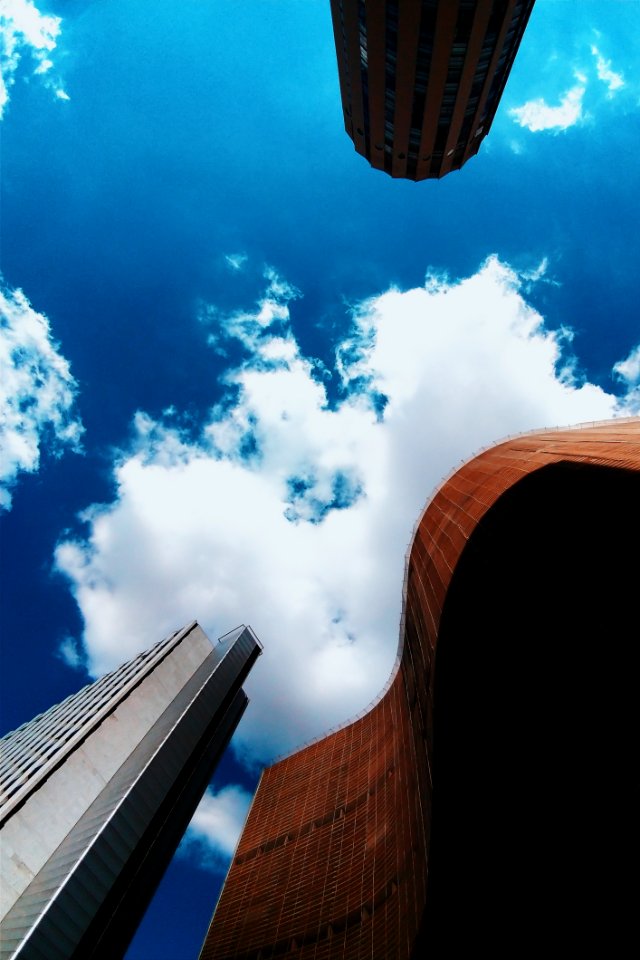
[202,420,640,959]
[329,0,536,181]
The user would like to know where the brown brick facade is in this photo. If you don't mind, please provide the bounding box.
[201,420,640,958]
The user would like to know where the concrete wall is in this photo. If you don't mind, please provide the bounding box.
[0,625,213,920]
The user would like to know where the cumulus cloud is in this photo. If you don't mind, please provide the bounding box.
[0,282,83,510]
[0,0,68,118]
[509,80,586,132]
[54,258,638,761]
[591,45,624,95]
[181,785,253,869]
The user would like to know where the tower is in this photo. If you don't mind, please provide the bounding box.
[0,622,261,960]
[330,0,536,180]
[200,420,640,958]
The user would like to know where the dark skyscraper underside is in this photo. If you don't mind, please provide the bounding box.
[329,0,536,180]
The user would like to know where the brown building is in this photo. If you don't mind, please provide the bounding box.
[200,420,640,959]
[330,0,536,180]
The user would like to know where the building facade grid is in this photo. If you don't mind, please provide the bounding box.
[201,420,640,959]
[1,623,261,960]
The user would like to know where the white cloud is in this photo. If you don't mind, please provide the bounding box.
[509,43,626,135]
[509,81,586,132]
[591,45,624,95]
[0,0,68,118]
[54,259,638,761]
[180,784,252,869]
[224,253,248,272]
[613,343,640,410]
[614,344,640,386]
[0,282,83,509]
[57,634,86,671]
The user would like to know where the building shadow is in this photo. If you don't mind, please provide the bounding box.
[424,462,639,953]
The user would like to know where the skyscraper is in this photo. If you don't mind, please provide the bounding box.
[0,622,261,960]
[330,0,536,180]
[201,420,639,958]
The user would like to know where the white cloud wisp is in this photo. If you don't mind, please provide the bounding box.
[509,41,626,136]
[509,80,586,133]
[591,45,624,95]
[0,282,83,510]
[180,784,253,869]
[0,0,68,117]
[613,344,640,411]
[54,258,639,762]
[224,253,248,272]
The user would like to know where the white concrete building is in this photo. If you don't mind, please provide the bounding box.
[0,622,261,960]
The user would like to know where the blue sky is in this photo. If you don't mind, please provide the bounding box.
[1,1,639,957]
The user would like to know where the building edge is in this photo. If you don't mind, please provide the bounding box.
[270,414,640,765]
